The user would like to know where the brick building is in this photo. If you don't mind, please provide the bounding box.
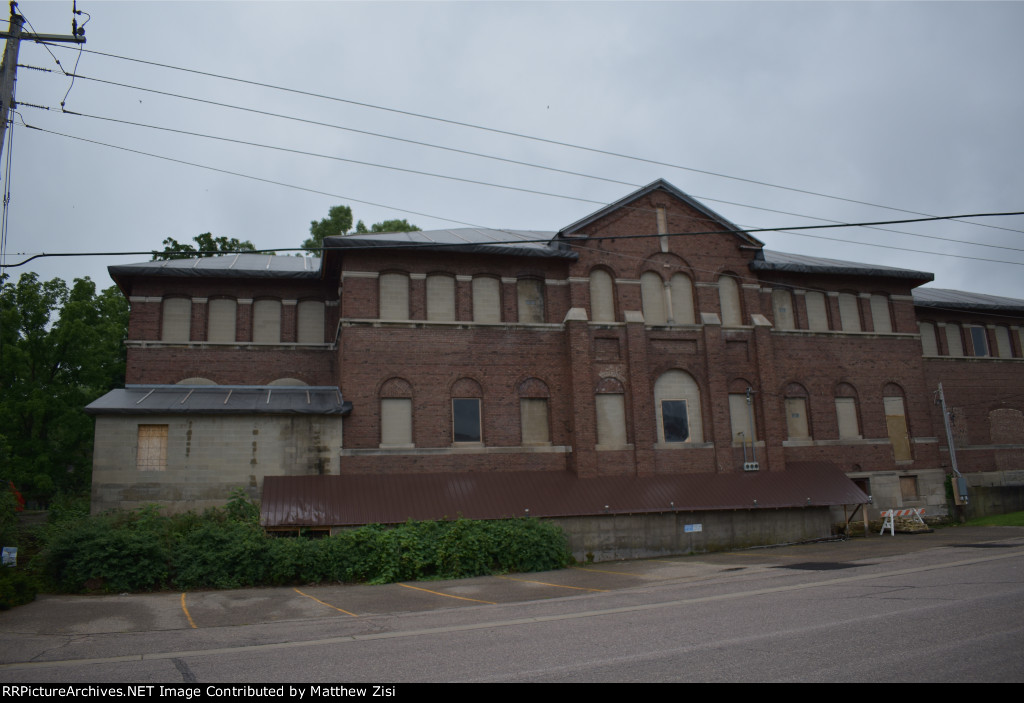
[87,180,1024,556]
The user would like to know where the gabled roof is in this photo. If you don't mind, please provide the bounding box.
[260,462,867,527]
[751,250,935,282]
[109,253,322,280]
[558,178,765,247]
[913,287,1024,313]
[325,228,574,259]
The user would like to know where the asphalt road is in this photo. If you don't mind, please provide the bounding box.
[2,526,1022,683]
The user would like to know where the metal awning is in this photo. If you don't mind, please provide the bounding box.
[86,385,352,416]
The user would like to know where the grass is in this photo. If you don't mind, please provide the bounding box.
[963,511,1024,527]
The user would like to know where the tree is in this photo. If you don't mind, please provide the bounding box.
[0,273,129,506]
[303,206,421,254]
[152,233,256,261]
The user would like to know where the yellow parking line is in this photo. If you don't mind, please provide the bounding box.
[293,588,359,617]
[572,566,635,576]
[398,583,496,604]
[180,593,197,629]
[498,575,607,592]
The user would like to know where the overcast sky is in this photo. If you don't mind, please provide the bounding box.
[2,1,1022,300]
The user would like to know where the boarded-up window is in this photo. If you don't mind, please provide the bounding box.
[785,397,810,439]
[805,291,829,331]
[380,398,413,447]
[918,322,938,356]
[670,273,695,325]
[994,326,1013,359]
[838,293,861,332]
[520,398,550,444]
[207,298,236,343]
[654,370,703,443]
[517,279,545,323]
[253,300,281,343]
[884,396,912,461]
[161,298,191,342]
[297,300,325,343]
[137,425,167,471]
[589,269,615,322]
[718,276,742,327]
[969,326,989,357]
[379,273,409,320]
[426,275,456,321]
[595,393,627,447]
[729,393,756,444]
[900,475,918,500]
[870,295,892,333]
[472,276,501,323]
[453,398,481,443]
[945,323,964,357]
[640,272,666,325]
[772,290,795,331]
[835,397,860,439]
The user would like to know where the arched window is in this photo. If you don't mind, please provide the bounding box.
[728,381,757,444]
[944,323,964,357]
[207,298,236,343]
[669,273,695,325]
[870,294,892,333]
[718,275,742,327]
[517,279,545,323]
[640,272,666,325]
[883,383,912,461]
[838,293,861,332]
[918,321,938,356]
[805,291,829,331]
[772,290,795,331]
[835,383,861,440]
[518,377,551,445]
[654,370,703,444]
[161,297,191,342]
[784,382,810,440]
[994,326,1013,359]
[472,276,501,323]
[380,377,413,447]
[452,377,483,443]
[252,299,281,343]
[379,272,409,320]
[595,377,627,448]
[297,300,325,343]
[589,269,615,322]
[426,274,456,321]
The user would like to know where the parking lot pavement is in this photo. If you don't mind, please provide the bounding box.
[2,525,1021,643]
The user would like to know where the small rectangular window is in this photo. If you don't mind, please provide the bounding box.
[137,425,168,471]
[969,326,989,357]
[900,475,918,501]
[517,279,545,323]
[661,400,690,442]
[453,398,481,443]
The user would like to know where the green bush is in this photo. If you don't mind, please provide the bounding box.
[0,567,38,609]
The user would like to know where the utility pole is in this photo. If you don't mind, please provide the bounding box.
[0,1,85,163]
[937,382,969,510]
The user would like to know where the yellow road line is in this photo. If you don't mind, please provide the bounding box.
[293,588,358,617]
[498,575,607,592]
[572,566,635,576]
[180,593,197,629]
[397,583,496,604]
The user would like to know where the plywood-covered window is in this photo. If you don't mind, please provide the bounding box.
[207,298,236,343]
[472,276,501,323]
[918,322,938,356]
[729,392,757,444]
[595,394,627,448]
[518,377,551,445]
[718,275,742,327]
[805,291,829,331]
[137,424,168,471]
[379,273,409,320]
[640,272,666,325]
[838,293,861,332]
[945,323,964,357]
[517,279,545,323]
[870,294,892,333]
[994,326,1013,359]
[161,298,191,342]
[380,399,413,447]
[670,273,695,325]
[589,269,615,322]
[772,290,795,331]
[784,383,810,440]
[297,300,325,343]
[835,384,861,440]
[426,274,456,321]
[654,370,703,443]
[252,299,281,343]
[884,392,912,461]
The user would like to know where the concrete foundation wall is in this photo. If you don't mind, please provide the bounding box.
[91,414,343,514]
[550,507,833,562]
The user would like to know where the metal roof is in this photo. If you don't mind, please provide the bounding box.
[260,462,867,527]
[912,287,1024,312]
[86,385,351,416]
[325,228,574,259]
[751,250,935,281]
[108,253,322,279]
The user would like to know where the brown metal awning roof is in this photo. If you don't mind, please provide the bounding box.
[260,462,867,528]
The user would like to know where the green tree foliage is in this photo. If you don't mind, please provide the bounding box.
[152,232,256,261]
[0,273,129,505]
[303,206,420,253]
